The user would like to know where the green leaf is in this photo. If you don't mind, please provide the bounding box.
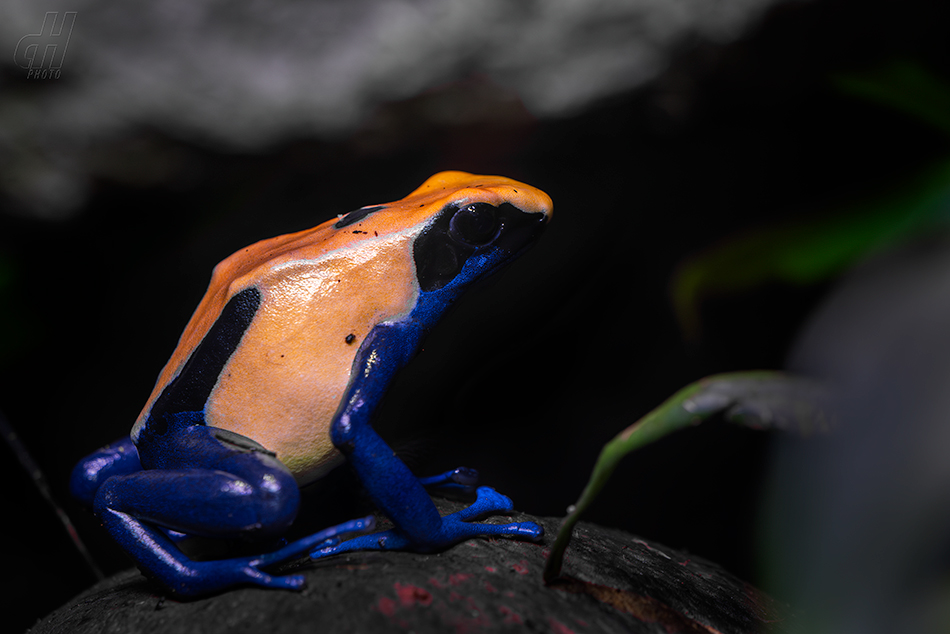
[543,371,832,583]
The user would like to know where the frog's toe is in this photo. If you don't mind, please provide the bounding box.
[244,567,306,591]
[163,559,306,597]
[309,530,410,559]
[456,518,544,542]
[256,515,375,566]
[441,513,544,543]
[419,467,479,494]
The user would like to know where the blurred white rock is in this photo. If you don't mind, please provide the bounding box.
[0,0,781,218]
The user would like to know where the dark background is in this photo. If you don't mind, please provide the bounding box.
[3,0,948,630]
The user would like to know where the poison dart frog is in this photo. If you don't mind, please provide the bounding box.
[70,171,552,596]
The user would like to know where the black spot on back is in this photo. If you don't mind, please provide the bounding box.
[335,206,384,229]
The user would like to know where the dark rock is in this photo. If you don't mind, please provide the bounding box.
[30,501,788,633]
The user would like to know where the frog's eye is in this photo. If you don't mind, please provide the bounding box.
[449,203,499,245]
[414,201,540,292]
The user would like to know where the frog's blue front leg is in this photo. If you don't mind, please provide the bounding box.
[317,323,542,559]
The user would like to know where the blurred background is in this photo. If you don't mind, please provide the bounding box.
[2,0,949,631]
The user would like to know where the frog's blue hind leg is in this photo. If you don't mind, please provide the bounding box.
[97,501,370,596]
[74,426,371,596]
[71,438,186,544]
[317,323,542,560]
[70,436,142,507]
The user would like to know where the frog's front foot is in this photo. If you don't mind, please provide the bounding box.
[309,486,543,559]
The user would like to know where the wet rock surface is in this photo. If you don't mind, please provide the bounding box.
[30,500,788,634]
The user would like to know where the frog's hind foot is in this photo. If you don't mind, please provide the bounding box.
[101,511,374,597]
[309,486,543,560]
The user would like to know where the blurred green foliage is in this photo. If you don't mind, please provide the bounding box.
[671,61,950,339]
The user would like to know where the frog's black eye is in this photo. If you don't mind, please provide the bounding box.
[414,201,541,292]
[449,203,499,245]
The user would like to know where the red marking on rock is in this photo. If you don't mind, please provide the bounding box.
[678,559,692,566]
[499,605,523,625]
[429,576,444,588]
[449,572,473,586]
[484,582,497,593]
[575,618,589,628]
[548,617,576,634]
[511,560,529,575]
[484,566,497,573]
[504,590,515,598]
[394,582,432,607]
[448,590,463,602]
[376,596,396,617]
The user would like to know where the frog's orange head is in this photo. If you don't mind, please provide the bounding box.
[348,171,553,293]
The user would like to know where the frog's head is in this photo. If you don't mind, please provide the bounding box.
[398,171,552,294]
[329,170,551,297]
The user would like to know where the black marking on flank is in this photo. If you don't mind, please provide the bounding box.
[335,206,384,228]
[345,333,356,344]
[144,287,261,435]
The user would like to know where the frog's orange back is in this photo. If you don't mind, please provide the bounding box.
[132,172,552,484]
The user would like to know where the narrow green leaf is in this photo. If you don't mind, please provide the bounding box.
[543,371,832,583]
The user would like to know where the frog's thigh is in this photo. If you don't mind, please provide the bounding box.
[70,436,142,507]
[100,427,299,538]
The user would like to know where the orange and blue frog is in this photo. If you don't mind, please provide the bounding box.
[70,171,553,596]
